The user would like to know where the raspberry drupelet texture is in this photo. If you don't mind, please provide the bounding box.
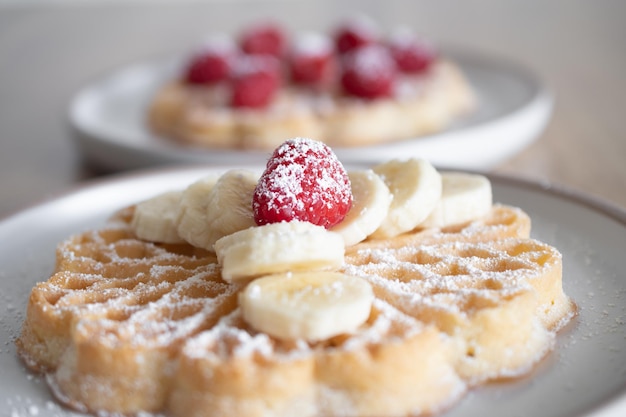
[253,138,353,228]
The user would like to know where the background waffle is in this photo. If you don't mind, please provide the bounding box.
[147,61,475,150]
[16,204,575,416]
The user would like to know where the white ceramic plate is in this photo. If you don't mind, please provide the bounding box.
[1,167,625,417]
[69,49,552,172]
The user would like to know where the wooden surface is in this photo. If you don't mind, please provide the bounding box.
[0,0,625,219]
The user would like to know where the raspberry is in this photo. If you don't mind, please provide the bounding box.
[239,21,287,57]
[334,16,378,54]
[388,30,437,74]
[230,55,281,108]
[253,138,353,228]
[289,33,337,88]
[340,45,397,99]
[184,38,237,85]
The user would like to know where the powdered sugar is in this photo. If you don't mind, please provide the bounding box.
[184,312,277,359]
[345,45,395,83]
[293,32,333,56]
[345,238,559,293]
[231,53,281,78]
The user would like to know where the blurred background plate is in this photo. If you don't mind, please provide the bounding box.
[70,48,552,172]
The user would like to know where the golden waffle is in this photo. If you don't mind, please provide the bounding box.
[16,204,574,416]
[169,301,465,417]
[345,203,531,254]
[344,237,574,384]
[147,61,475,150]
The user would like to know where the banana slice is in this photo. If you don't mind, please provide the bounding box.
[420,172,492,228]
[176,173,222,249]
[131,191,185,244]
[331,170,392,246]
[214,221,345,283]
[370,158,442,239]
[177,170,259,250]
[240,271,373,341]
[201,169,259,249]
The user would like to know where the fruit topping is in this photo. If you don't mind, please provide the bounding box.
[230,54,282,108]
[334,15,379,54]
[370,158,442,238]
[239,21,287,57]
[340,45,397,99]
[183,38,237,84]
[215,222,345,283]
[180,17,442,104]
[289,33,337,88]
[330,170,392,246]
[253,137,353,228]
[388,29,437,74]
[239,271,373,341]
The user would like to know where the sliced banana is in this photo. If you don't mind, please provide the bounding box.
[240,271,373,341]
[177,170,258,250]
[214,221,345,283]
[331,170,392,246]
[202,169,259,249]
[176,173,222,249]
[131,190,185,244]
[370,158,442,239]
[420,172,492,228]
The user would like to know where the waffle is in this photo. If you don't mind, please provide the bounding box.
[344,238,573,384]
[147,60,475,150]
[16,204,575,416]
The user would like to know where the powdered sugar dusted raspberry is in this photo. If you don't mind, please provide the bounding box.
[388,27,437,74]
[184,37,238,85]
[334,14,379,53]
[239,20,287,57]
[289,33,337,88]
[341,45,397,99]
[253,138,352,228]
[230,55,282,108]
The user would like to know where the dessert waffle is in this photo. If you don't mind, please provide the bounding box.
[147,18,475,150]
[148,60,475,150]
[344,237,573,384]
[16,203,574,416]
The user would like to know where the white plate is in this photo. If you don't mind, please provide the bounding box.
[69,49,552,172]
[1,167,625,417]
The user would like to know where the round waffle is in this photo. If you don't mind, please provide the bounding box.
[16,204,575,416]
[147,60,475,150]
